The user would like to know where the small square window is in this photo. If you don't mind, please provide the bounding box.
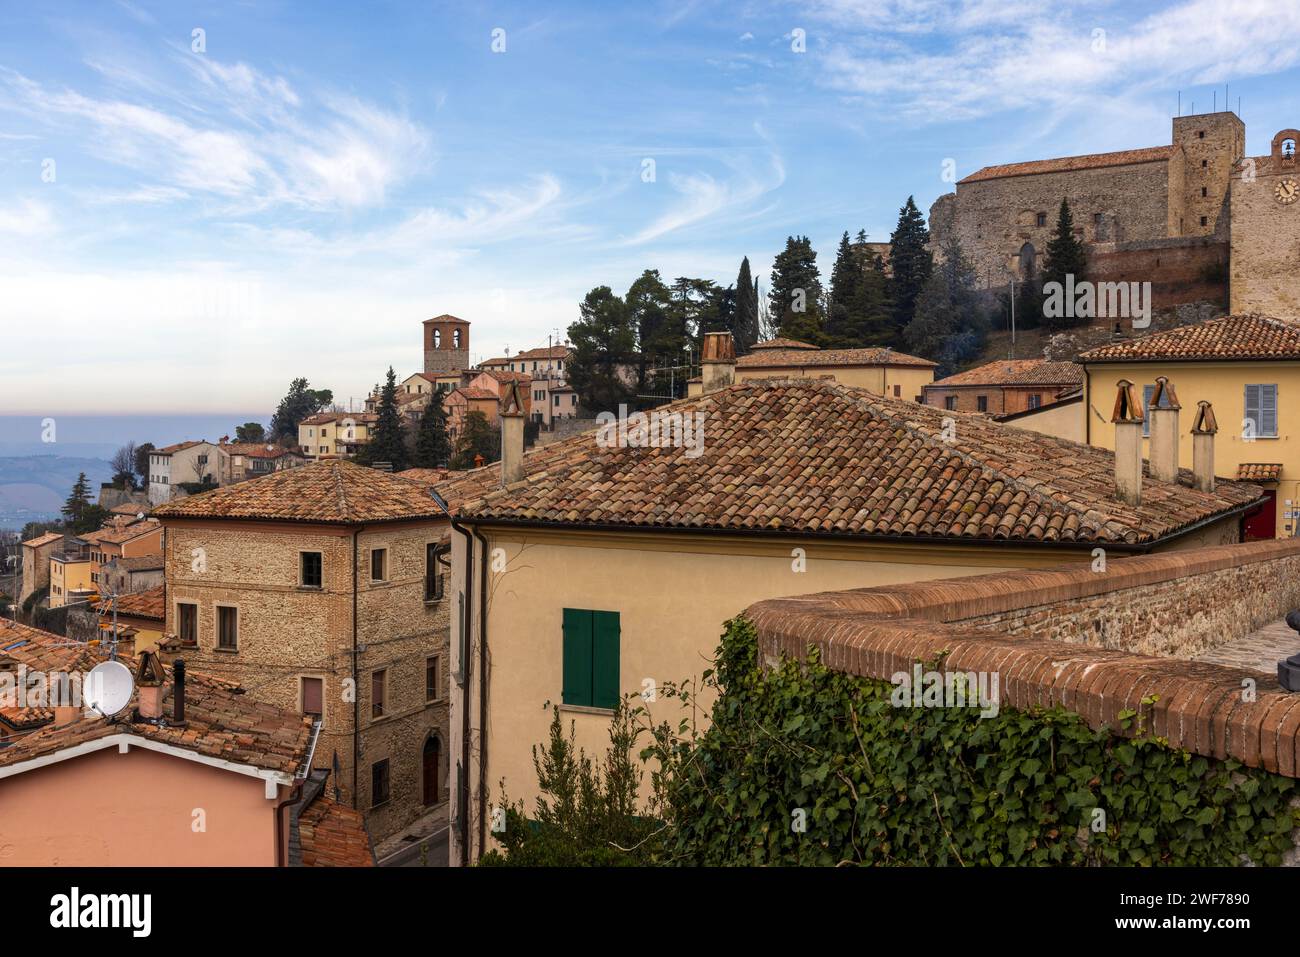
[1200,216,1208,226]
[371,759,390,807]
[1036,212,1047,227]
[301,551,322,588]
[1201,159,1208,168]
[370,548,387,582]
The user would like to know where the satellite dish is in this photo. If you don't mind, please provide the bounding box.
[84,660,134,717]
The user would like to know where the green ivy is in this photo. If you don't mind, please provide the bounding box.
[647,616,1300,867]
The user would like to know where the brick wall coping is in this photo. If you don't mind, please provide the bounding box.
[745,539,1300,777]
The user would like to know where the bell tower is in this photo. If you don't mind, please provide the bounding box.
[423,314,470,374]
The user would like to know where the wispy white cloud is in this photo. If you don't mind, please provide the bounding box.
[0,198,56,237]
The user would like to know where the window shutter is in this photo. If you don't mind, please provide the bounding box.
[1262,385,1278,437]
[303,677,323,715]
[562,608,593,706]
[591,612,621,710]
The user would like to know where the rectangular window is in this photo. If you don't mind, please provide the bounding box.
[1036,212,1046,227]
[1245,384,1279,438]
[370,548,386,582]
[1028,394,1041,409]
[217,606,238,651]
[561,608,620,710]
[1200,216,1208,226]
[944,396,957,411]
[178,603,198,645]
[372,669,386,719]
[426,656,439,702]
[425,543,444,601]
[301,551,322,588]
[302,677,323,717]
[893,384,901,397]
[976,395,988,413]
[371,759,390,807]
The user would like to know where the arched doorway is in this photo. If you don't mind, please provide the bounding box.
[422,736,441,806]
[1019,242,1036,279]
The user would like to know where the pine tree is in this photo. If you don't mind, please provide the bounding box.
[888,197,933,345]
[1041,198,1088,331]
[62,473,90,524]
[769,235,824,343]
[567,286,636,414]
[733,257,759,354]
[904,234,987,376]
[825,232,859,346]
[357,367,407,470]
[412,390,452,468]
[269,378,333,444]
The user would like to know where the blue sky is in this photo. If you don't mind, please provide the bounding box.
[3,0,1300,416]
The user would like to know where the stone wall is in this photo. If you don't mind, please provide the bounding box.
[1087,235,1228,310]
[1230,128,1300,318]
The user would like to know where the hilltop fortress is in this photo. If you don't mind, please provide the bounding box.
[930,111,1300,319]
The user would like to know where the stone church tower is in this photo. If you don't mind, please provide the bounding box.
[423,314,470,374]
[1230,128,1300,318]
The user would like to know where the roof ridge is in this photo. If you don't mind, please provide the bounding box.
[331,460,352,522]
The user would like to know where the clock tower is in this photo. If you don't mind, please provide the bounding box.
[1229,128,1300,318]
[423,314,471,375]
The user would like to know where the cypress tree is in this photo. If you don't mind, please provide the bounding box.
[768,235,824,343]
[62,473,90,524]
[734,257,759,354]
[358,367,407,470]
[412,389,452,468]
[1041,198,1089,331]
[888,197,933,345]
[825,232,859,346]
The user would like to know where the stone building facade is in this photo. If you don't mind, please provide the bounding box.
[154,462,452,842]
[1230,128,1300,317]
[932,112,1244,291]
[424,314,470,375]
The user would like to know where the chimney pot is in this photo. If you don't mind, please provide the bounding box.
[1111,379,1144,506]
[1190,400,1218,493]
[499,381,526,487]
[136,651,165,720]
[1147,376,1182,484]
[701,331,737,394]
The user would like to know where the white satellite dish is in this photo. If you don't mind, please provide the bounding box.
[84,660,134,717]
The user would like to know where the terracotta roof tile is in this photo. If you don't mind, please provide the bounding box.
[88,521,162,546]
[222,442,300,459]
[396,467,450,485]
[1078,314,1300,362]
[155,440,208,455]
[738,346,936,369]
[21,532,62,548]
[96,585,164,621]
[423,313,469,324]
[959,145,1175,184]
[108,502,151,516]
[928,359,1081,388]
[300,412,377,426]
[107,554,164,572]
[454,386,500,401]
[152,460,446,525]
[438,378,1261,547]
[750,337,818,351]
[514,345,572,360]
[1237,463,1283,482]
[298,795,375,866]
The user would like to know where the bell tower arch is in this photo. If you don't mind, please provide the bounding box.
[423,314,471,374]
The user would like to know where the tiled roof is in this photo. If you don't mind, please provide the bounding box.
[514,345,572,360]
[155,440,207,455]
[222,442,298,459]
[152,460,445,525]
[300,412,377,426]
[480,370,532,384]
[1077,314,1300,363]
[298,795,375,866]
[439,378,1262,547]
[396,467,450,485]
[21,532,62,548]
[89,521,162,546]
[106,554,164,572]
[108,502,151,516]
[0,621,312,776]
[959,145,1175,184]
[453,386,500,401]
[750,337,818,351]
[928,359,1082,388]
[1237,463,1283,482]
[423,313,469,324]
[737,346,936,369]
[97,585,164,621]
[479,356,510,367]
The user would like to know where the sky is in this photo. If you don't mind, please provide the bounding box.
[3,0,1300,418]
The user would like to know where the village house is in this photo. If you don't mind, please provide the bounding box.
[1078,313,1300,539]
[93,584,166,655]
[148,440,222,505]
[19,531,61,607]
[218,439,308,483]
[436,332,1263,864]
[83,520,163,590]
[98,553,165,597]
[445,385,502,443]
[699,337,937,400]
[0,620,372,866]
[48,536,96,609]
[922,358,1083,415]
[151,460,452,842]
[297,412,377,461]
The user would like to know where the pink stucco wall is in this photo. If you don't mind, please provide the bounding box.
[0,743,283,866]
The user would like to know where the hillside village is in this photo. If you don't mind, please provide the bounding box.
[10,107,1300,872]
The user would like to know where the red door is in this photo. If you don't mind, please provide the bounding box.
[1243,490,1277,541]
[422,737,440,806]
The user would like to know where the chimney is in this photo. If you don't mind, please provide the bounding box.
[1147,376,1181,484]
[136,651,165,720]
[499,380,525,487]
[1111,379,1145,506]
[1190,400,1218,493]
[701,331,736,394]
[173,658,187,726]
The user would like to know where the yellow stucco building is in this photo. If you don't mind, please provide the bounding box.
[730,338,936,399]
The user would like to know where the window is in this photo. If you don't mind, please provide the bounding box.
[1245,384,1279,438]
[370,548,387,582]
[893,384,901,397]
[1028,394,1042,410]
[217,606,238,651]
[1201,159,1207,167]
[1200,216,1208,226]
[561,609,620,710]
[426,656,439,702]
[944,396,957,411]
[178,602,198,645]
[372,759,390,806]
[372,669,386,719]
[976,395,988,413]
[1201,186,1208,197]
[1035,212,1046,228]
[302,677,323,717]
[1197,130,1205,139]
[425,543,444,601]
[301,551,322,588]
[1093,212,1102,227]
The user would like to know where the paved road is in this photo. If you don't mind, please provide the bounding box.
[380,826,449,867]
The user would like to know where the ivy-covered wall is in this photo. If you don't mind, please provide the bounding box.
[656,617,1300,866]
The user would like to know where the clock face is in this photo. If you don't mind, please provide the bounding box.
[1276,179,1299,204]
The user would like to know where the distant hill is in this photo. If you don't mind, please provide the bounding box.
[0,455,114,532]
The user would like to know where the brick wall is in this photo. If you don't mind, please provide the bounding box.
[746,539,1300,778]
[1087,235,1228,310]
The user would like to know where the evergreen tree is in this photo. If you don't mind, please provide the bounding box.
[567,286,636,414]
[133,442,154,487]
[235,422,266,443]
[269,378,333,444]
[888,196,933,345]
[1040,198,1089,331]
[62,473,91,525]
[1015,261,1042,332]
[825,232,859,346]
[412,390,452,468]
[357,367,407,470]
[450,411,501,469]
[733,257,759,354]
[904,234,987,376]
[769,235,824,343]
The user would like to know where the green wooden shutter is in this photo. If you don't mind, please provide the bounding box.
[591,611,621,710]
[562,608,593,706]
